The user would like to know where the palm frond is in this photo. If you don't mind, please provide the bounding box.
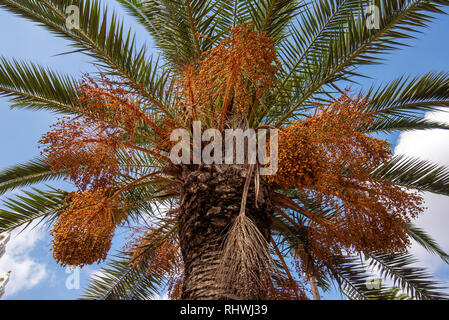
[117,0,220,66]
[212,0,251,32]
[245,0,303,42]
[0,0,172,116]
[373,155,449,196]
[367,252,448,300]
[407,223,449,264]
[369,114,449,133]
[118,184,174,224]
[367,72,449,118]
[276,0,366,90]
[0,187,67,232]
[0,57,79,113]
[0,158,66,196]
[327,256,389,300]
[271,0,449,124]
[80,253,165,300]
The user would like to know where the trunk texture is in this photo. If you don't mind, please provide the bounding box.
[178,164,273,300]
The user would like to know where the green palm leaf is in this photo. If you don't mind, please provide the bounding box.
[367,252,448,300]
[327,256,389,300]
[0,187,67,232]
[245,0,303,41]
[373,155,449,196]
[0,158,66,196]
[272,0,449,124]
[118,0,220,66]
[0,0,172,116]
[0,57,79,113]
[369,114,449,133]
[80,253,166,300]
[367,72,449,119]
[407,223,449,264]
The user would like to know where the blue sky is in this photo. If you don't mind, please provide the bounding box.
[0,2,449,300]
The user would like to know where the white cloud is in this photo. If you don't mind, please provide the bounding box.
[394,109,449,274]
[395,110,449,164]
[0,225,48,298]
[409,193,449,273]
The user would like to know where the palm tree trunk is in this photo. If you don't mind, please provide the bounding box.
[178,164,273,300]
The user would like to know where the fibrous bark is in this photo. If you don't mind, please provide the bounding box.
[178,164,272,300]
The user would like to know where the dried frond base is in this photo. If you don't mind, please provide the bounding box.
[217,214,275,300]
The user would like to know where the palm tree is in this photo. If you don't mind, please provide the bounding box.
[0,0,449,300]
